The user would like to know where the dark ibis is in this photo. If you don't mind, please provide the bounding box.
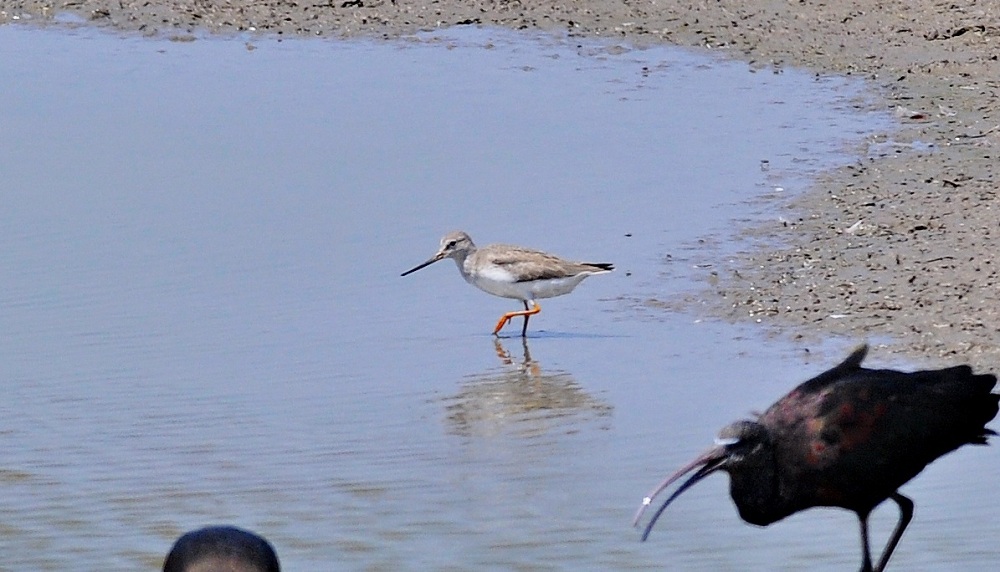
[633,344,998,571]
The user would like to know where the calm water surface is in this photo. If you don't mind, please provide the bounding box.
[1,24,997,571]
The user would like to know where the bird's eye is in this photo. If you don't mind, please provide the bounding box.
[446,241,457,248]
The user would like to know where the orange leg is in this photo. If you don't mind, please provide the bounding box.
[492,301,541,337]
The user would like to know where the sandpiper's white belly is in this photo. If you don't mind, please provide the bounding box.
[465,263,590,301]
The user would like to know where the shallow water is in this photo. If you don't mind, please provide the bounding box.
[0,24,997,571]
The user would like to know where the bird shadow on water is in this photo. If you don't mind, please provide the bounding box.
[441,337,613,439]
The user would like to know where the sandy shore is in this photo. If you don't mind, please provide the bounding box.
[3,1,999,366]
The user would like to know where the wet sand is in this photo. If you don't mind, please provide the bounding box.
[3,1,999,366]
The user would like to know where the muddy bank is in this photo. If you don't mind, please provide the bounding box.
[3,0,999,366]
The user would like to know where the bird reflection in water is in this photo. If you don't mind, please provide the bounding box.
[444,338,612,438]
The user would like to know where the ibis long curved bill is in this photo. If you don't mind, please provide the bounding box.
[633,444,730,541]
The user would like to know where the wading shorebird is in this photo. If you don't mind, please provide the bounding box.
[633,344,998,572]
[401,231,613,336]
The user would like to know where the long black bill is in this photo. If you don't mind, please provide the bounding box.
[633,446,728,541]
[401,253,445,277]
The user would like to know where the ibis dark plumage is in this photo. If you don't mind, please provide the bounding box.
[634,345,998,572]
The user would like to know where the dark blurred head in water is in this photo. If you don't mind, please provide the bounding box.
[163,526,280,572]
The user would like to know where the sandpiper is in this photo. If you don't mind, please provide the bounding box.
[401,231,613,336]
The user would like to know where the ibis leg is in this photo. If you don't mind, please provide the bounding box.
[873,493,913,572]
[858,513,874,572]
